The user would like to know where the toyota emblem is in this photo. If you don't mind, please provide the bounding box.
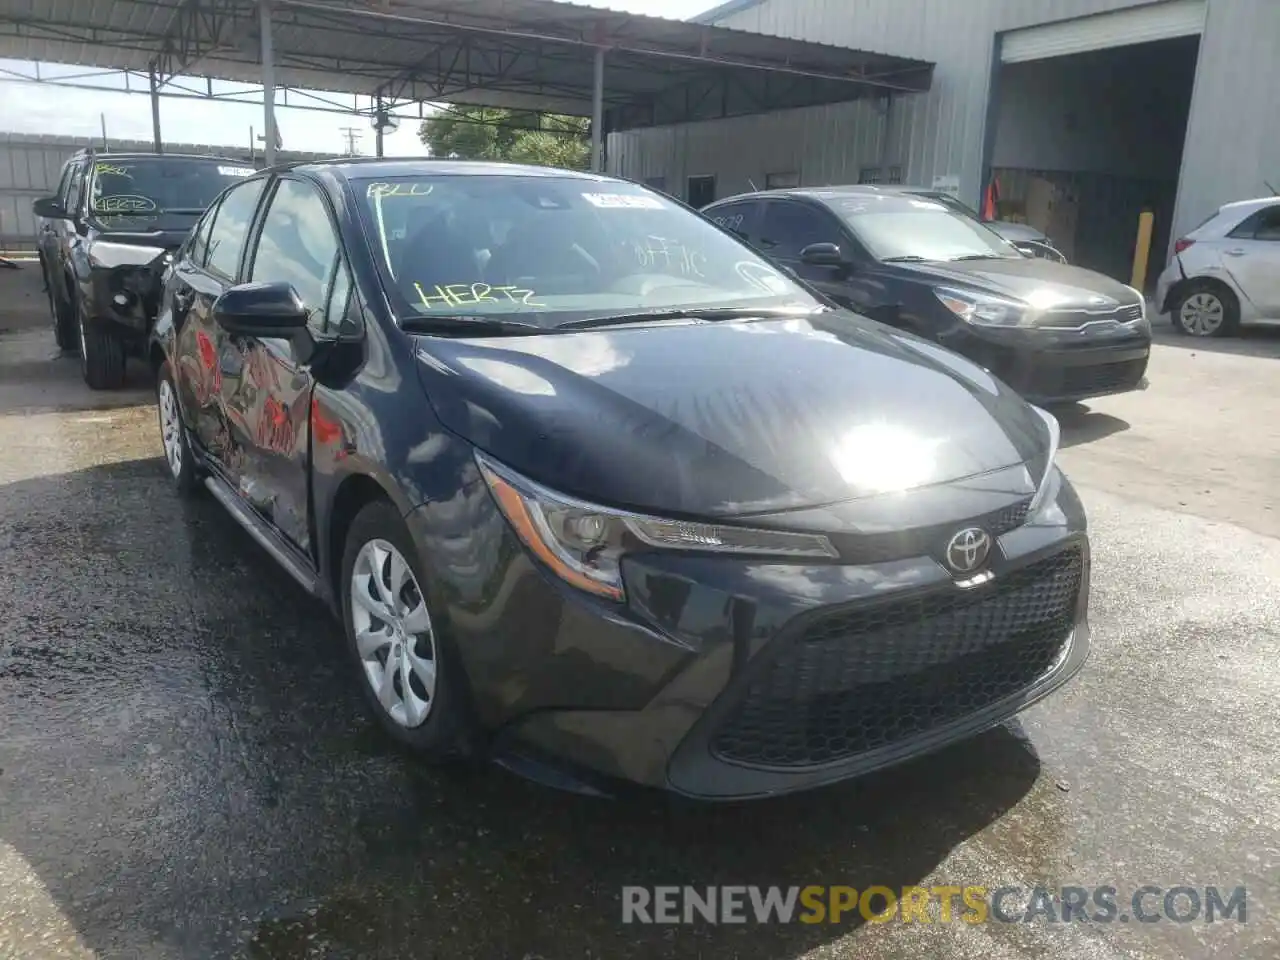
[945,527,991,575]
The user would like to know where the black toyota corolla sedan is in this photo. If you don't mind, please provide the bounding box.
[151,159,1090,800]
[703,186,1150,405]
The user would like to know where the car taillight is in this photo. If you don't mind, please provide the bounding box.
[1174,237,1195,254]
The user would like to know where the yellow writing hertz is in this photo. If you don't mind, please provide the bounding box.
[94,163,132,177]
[414,282,546,310]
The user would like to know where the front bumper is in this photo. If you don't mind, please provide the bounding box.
[83,257,172,339]
[943,325,1151,405]
[423,472,1091,801]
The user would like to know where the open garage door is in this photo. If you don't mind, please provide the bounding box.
[1001,0,1206,63]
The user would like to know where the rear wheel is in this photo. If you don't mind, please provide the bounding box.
[76,299,127,389]
[340,500,475,760]
[1171,282,1239,338]
[156,360,199,496]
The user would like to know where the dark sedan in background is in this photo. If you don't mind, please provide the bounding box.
[34,151,255,388]
[152,159,1090,800]
[704,186,1150,405]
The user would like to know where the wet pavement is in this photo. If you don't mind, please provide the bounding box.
[1,261,1277,959]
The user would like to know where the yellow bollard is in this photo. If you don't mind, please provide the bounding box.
[1131,210,1155,292]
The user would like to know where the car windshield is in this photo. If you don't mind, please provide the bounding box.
[88,158,255,216]
[832,195,1023,262]
[355,174,819,329]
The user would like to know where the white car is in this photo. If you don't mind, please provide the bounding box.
[1156,197,1280,337]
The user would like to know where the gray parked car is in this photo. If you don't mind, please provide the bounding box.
[1156,196,1280,337]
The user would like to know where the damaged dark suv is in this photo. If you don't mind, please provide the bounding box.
[34,150,256,388]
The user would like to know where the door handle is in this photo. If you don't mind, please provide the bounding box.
[1224,249,1246,257]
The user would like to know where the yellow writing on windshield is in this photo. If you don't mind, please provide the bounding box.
[95,163,132,177]
[413,282,546,310]
[96,194,157,213]
[368,181,434,198]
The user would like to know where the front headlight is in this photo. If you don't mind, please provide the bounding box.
[476,453,838,601]
[1121,285,1151,333]
[87,240,164,269]
[1026,404,1061,519]
[934,286,1028,328]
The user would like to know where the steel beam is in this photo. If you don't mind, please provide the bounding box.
[259,0,277,165]
[591,46,604,173]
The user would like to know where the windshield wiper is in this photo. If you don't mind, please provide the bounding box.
[951,253,1014,262]
[558,305,824,331]
[400,315,544,337]
[881,255,929,263]
[163,207,211,214]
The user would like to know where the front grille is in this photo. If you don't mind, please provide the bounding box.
[1042,303,1143,328]
[711,548,1083,768]
[830,496,1033,565]
[1059,358,1146,397]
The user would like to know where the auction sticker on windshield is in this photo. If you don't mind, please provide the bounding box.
[218,166,255,177]
[582,193,665,210]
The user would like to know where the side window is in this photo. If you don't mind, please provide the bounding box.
[1251,206,1280,241]
[323,258,360,337]
[249,178,341,328]
[54,162,75,206]
[705,202,758,243]
[758,201,841,259]
[206,178,266,279]
[186,201,220,268]
[64,162,87,217]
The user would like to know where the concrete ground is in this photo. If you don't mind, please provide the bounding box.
[0,259,1277,959]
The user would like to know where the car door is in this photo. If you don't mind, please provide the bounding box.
[224,175,347,554]
[171,175,268,464]
[1223,204,1280,316]
[50,160,88,287]
[39,161,75,273]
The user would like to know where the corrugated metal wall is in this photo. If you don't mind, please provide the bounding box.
[0,133,334,251]
[608,0,1280,249]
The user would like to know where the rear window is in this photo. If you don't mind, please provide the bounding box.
[88,158,255,218]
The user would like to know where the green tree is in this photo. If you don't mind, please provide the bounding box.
[418,107,589,170]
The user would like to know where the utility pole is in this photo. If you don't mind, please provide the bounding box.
[339,126,362,156]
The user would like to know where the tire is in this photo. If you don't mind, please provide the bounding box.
[156,360,200,496]
[1170,281,1239,338]
[47,270,77,353]
[339,499,476,760]
[76,298,127,389]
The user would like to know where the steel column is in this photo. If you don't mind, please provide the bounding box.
[259,0,278,166]
[148,66,162,153]
[591,46,605,172]
[375,93,385,157]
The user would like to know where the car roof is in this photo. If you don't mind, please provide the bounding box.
[707,183,924,207]
[1216,196,1280,216]
[75,151,246,163]
[258,156,623,183]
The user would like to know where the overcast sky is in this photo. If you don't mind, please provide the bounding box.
[0,0,714,156]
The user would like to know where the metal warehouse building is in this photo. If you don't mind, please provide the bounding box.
[609,0,1280,282]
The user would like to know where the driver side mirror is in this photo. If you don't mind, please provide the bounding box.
[213,281,310,338]
[32,196,67,220]
[800,242,851,269]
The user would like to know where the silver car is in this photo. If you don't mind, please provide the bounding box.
[1156,197,1280,337]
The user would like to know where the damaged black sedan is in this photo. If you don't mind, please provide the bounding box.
[35,151,255,388]
[152,159,1091,800]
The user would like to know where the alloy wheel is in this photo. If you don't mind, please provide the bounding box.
[1179,292,1224,336]
[350,539,438,729]
[158,378,183,479]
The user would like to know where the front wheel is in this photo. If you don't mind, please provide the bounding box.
[76,302,127,389]
[340,500,475,760]
[47,271,77,353]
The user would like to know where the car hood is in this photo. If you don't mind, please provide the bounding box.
[986,220,1050,244]
[89,211,201,253]
[414,311,1050,519]
[890,256,1140,309]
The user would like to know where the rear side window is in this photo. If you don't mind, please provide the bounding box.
[1229,205,1280,241]
[206,178,266,279]
[705,201,759,242]
[186,201,220,268]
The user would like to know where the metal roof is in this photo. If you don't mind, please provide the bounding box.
[0,0,934,130]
